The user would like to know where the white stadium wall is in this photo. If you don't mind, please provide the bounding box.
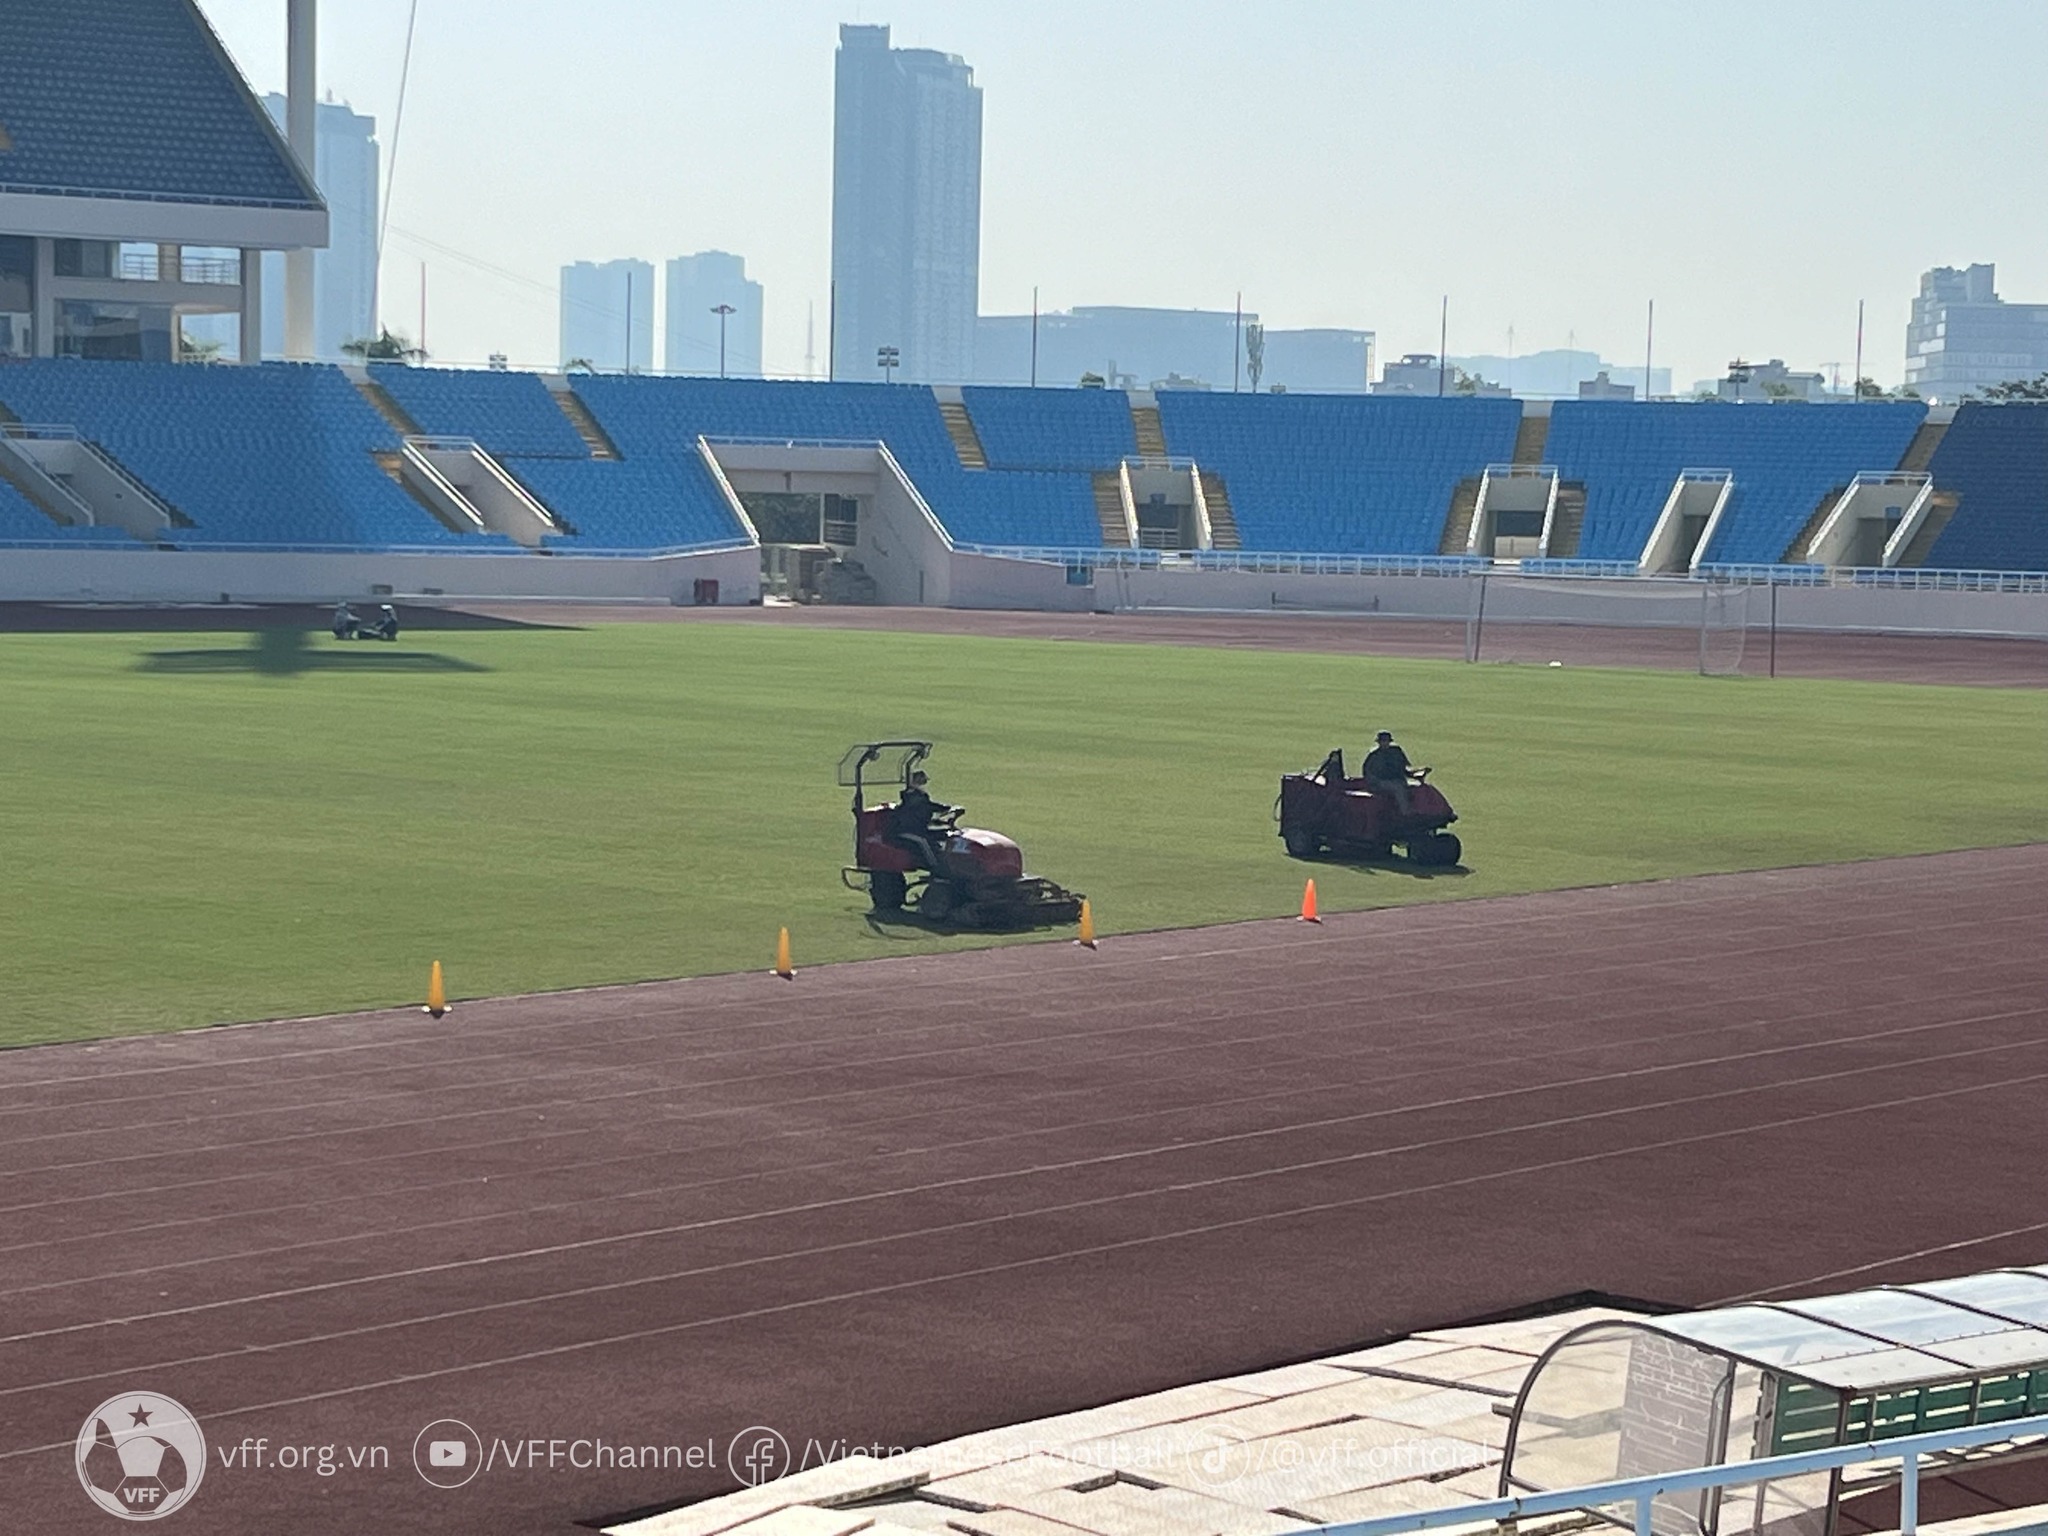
[0,544,762,606]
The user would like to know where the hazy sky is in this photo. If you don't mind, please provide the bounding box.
[195,0,2048,387]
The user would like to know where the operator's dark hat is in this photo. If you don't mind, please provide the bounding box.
[1375,730,1393,742]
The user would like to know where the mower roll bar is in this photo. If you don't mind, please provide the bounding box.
[838,740,934,811]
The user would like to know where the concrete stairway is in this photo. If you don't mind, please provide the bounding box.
[1512,412,1550,465]
[552,389,620,460]
[1898,418,1949,474]
[1784,488,1845,563]
[939,400,987,468]
[1546,484,1587,557]
[1895,491,1960,566]
[1092,472,1130,546]
[353,375,421,437]
[1131,403,1167,457]
[1439,478,1481,554]
[1197,471,1241,549]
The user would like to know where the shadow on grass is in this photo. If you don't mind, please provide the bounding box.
[859,905,1080,940]
[1295,855,1473,882]
[136,628,491,676]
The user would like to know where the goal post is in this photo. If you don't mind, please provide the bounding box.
[1461,572,1752,673]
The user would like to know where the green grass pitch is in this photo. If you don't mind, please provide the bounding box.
[3,620,2043,1047]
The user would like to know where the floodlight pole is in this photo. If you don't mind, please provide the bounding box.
[712,302,735,378]
[1030,286,1039,389]
[1644,299,1655,402]
[1853,299,1865,401]
[1234,291,1242,393]
[1438,296,1448,397]
[283,0,317,361]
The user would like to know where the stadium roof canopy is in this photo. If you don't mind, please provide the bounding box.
[0,0,324,248]
[1502,1266,2048,1525]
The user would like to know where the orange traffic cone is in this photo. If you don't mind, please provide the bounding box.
[424,960,449,1018]
[1298,880,1321,924]
[773,927,793,979]
[1076,898,1097,950]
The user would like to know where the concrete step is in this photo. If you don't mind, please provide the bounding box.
[939,400,988,468]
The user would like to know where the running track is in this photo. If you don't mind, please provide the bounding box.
[3,847,2046,1533]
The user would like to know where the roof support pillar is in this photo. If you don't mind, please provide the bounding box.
[283,0,317,360]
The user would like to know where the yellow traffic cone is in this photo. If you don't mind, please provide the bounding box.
[773,927,793,979]
[1298,879,1321,924]
[1076,898,1097,950]
[424,960,449,1018]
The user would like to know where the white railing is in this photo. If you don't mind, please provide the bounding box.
[1,422,81,441]
[951,545,2048,592]
[1311,1411,2048,1536]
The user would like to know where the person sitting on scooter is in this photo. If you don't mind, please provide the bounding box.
[1363,730,1419,816]
[889,771,955,873]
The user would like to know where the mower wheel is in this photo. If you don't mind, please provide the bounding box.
[869,870,906,911]
[919,880,958,924]
[1282,826,1320,859]
[1411,832,1462,868]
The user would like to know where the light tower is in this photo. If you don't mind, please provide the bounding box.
[283,0,317,360]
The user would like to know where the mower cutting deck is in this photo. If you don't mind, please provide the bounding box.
[839,741,1085,930]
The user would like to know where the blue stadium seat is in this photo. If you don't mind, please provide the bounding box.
[367,366,590,459]
[1924,405,2048,570]
[960,387,1136,470]
[1546,401,1926,564]
[0,478,140,543]
[1153,393,1523,554]
[0,0,317,208]
[0,360,485,547]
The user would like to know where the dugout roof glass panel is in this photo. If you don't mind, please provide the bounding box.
[1502,1267,2048,1536]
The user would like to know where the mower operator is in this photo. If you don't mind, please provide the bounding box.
[889,770,955,872]
[1363,730,1420,816]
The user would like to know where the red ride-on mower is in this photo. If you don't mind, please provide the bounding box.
[839,741,1085,929]
[1276,748,1463,867]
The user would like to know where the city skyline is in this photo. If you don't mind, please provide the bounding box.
[191,1,2048,387]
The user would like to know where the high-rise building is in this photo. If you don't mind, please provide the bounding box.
[560,259,654,372]
[181,95,375,361]
[665,251,763,377]
[262,95,377,359]
[830,23,982,384]
[1906,264,2048,402]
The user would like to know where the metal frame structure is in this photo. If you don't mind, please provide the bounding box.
[1496,1268,2048,1536]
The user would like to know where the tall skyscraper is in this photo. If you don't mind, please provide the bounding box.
[560,259,654,372]
[263,95,378,359]
[665,251,763,376]
[1906,264,2048,402]
[830,23,982,384]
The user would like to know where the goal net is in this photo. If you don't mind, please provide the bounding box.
[1462,574,1752,674]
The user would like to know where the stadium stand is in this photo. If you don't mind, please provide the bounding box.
[0,360,494,547]
[1545,401,1927,564]
[0,0,319,210]
[355,367,749,551]
[0,476,136,542]
[959,386,1137,471]
[1924,404,2048,570]
[1153,392,1523,554]
[366,365,589,459]
[570,376,1100,546]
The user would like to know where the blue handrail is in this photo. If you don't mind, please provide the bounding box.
[1310,1411,2048,1536]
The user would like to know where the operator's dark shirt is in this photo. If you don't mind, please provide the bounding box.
[1363,744,1411,783]
[890,786,945,836]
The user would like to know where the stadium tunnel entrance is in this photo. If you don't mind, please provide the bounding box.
[705,438,965,607]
